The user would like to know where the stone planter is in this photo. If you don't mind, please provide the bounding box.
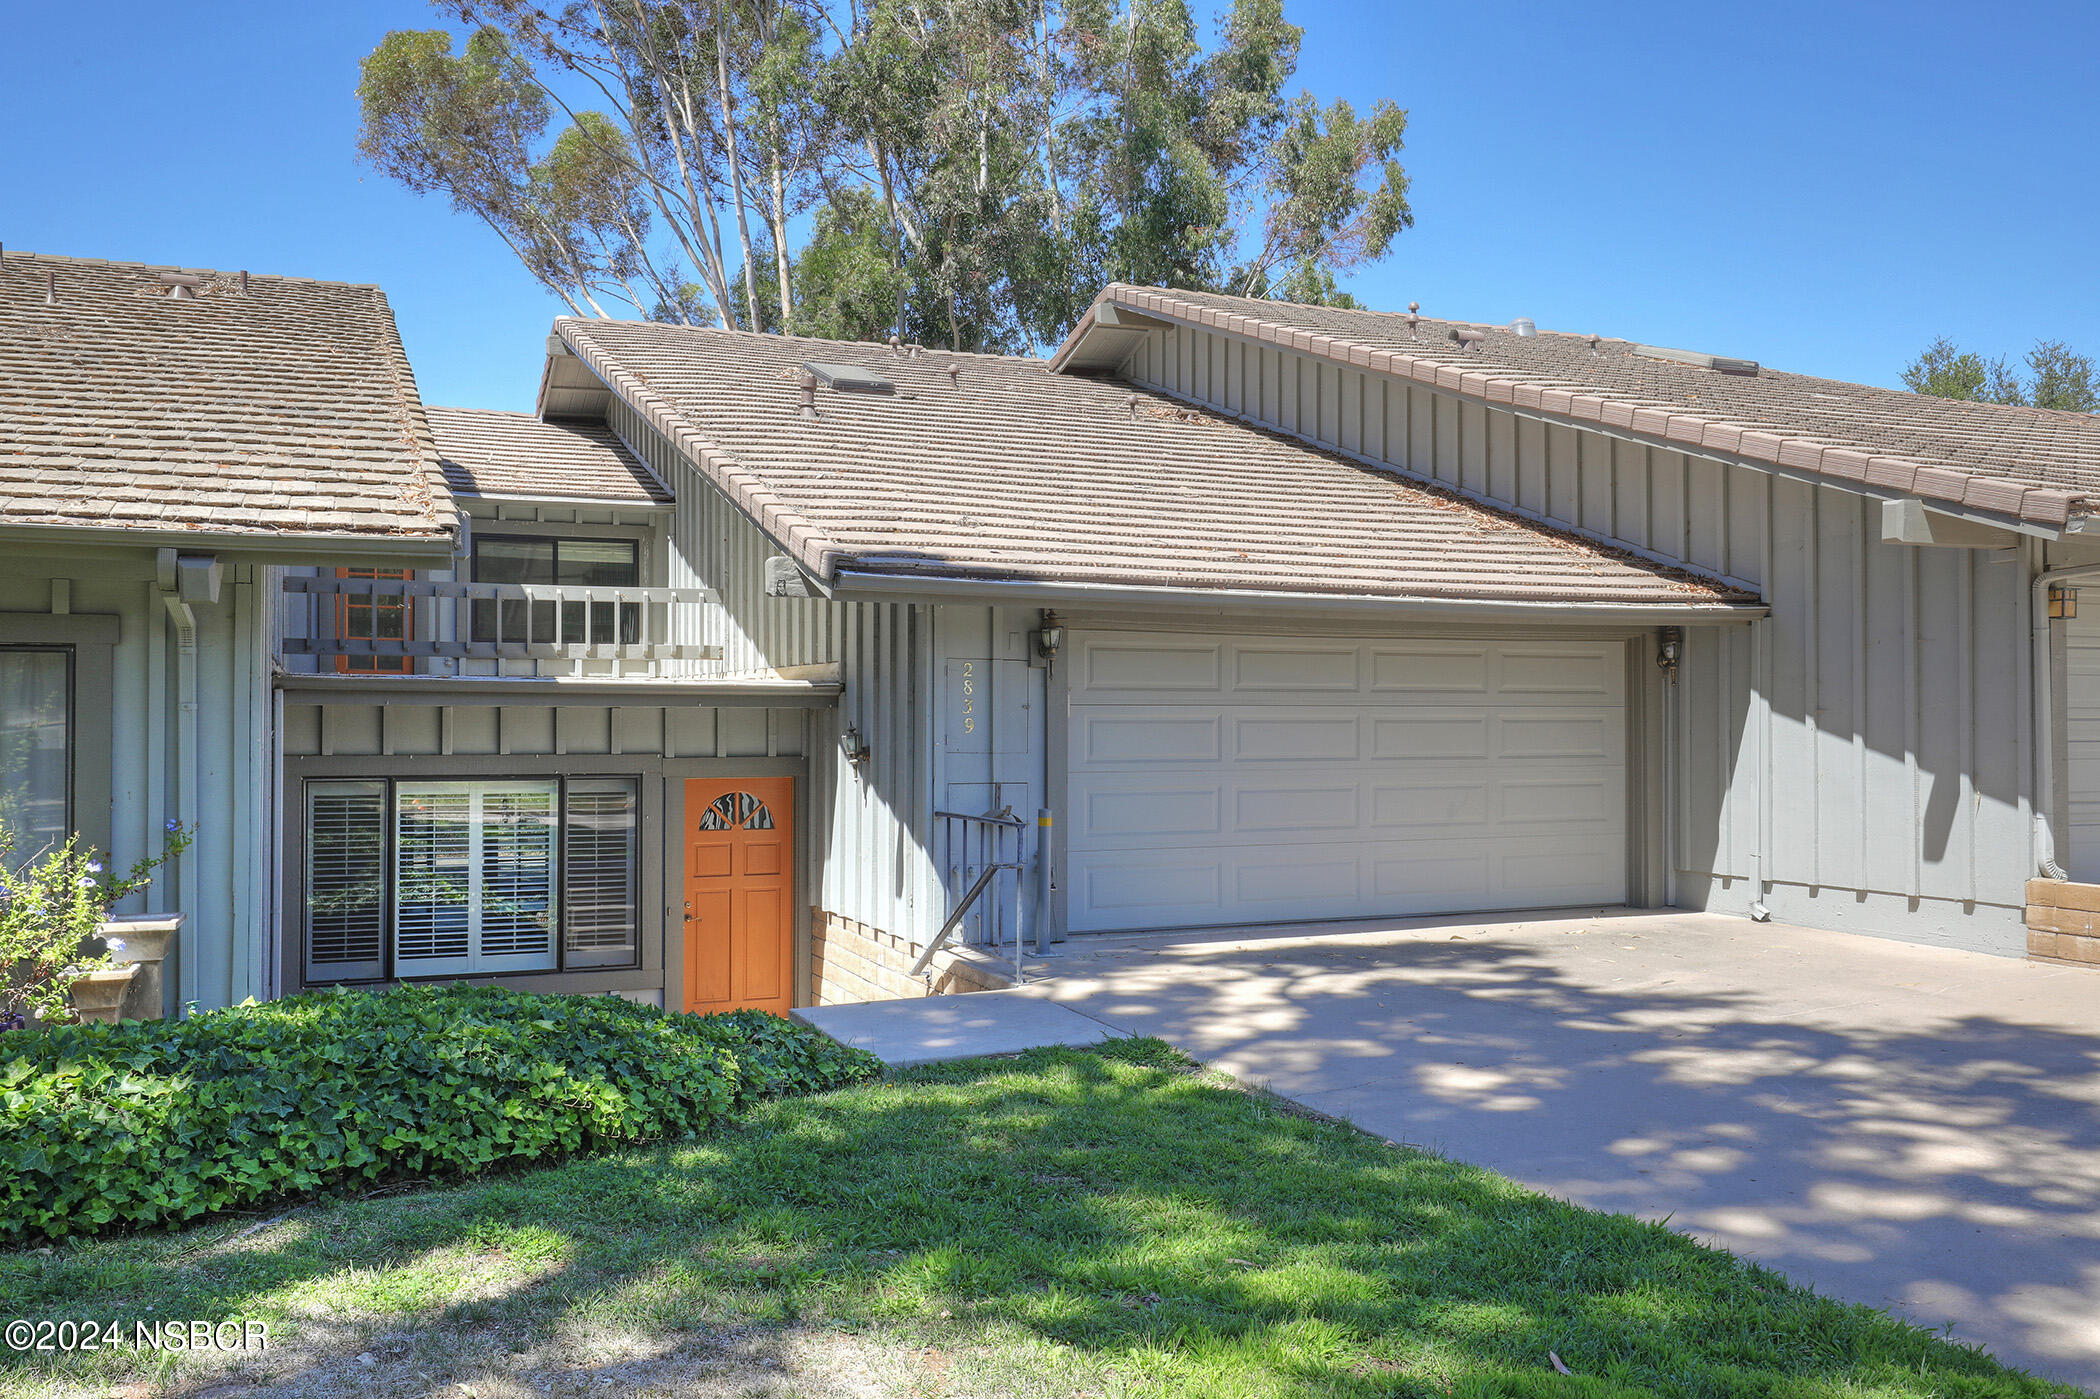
[100,913,183,1021]
[70,964,142,1025]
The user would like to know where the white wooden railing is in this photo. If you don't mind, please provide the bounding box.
[280,577,726,680]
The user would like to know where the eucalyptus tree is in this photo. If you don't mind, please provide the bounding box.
[357,0,1415,349]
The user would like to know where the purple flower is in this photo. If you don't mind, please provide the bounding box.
[76,876,94,889]
[165,818,182,833]
[85,860,102,874]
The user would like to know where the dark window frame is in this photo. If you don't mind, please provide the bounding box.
[300,773,645,984]
[468,536,645,648]
[0,644,75,865]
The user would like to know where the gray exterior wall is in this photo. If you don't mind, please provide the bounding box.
[280,697,808,1005]
[602,398,944,947]
[1,546,275,1011]
[1119,324,2036,955]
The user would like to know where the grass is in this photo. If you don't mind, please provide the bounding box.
[0,1038,2082,1398]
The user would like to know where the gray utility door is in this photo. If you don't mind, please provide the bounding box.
[2064,609,2100,881]
[1063,631,1629,933]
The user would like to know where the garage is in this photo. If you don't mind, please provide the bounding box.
[1063,630,1630,934]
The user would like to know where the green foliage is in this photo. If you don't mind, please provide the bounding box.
[357,1,1413,348]
[0,985,877,1240]
[0,824,191,1025]
[1904,335,2097,411]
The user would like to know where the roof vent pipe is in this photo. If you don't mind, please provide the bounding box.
[945,363,961,388]
[1510,317,1537,337]
[1449,327,1487,351]
[798,371,818,421]
[888,334,901,355]
[240,270,249,294]
[1587,334,1602,355]
[1126,394,1141,421]
[45,268,55,305]
[1407,301,1420,338]
[160,272,205,300]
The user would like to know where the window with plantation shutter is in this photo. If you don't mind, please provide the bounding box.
[564,778,640,969]
[394,782,558,976]
[305,781,386,982]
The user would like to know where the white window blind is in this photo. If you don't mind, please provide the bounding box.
[394,782,558,976]
[305,781,386,982]
[564,778,639,969]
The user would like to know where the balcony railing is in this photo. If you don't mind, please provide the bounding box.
[280,576,726,680]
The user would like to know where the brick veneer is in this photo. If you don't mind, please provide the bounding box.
[2024,879,2100,965]
[808,908,1010,1005]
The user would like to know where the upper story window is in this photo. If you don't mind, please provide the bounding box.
[470,536,642,645]
[0,647,70,871]
[335,568,415,674]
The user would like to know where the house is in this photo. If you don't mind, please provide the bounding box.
[5,250,2099,1022]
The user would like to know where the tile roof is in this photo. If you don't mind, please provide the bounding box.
[556,317,1753,611]
[426,406,671,505]
[0,251,452,543]
[1052,285,2100,528]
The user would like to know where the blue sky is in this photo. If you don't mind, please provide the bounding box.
[3,1,2093,412]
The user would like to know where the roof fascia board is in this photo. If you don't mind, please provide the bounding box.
[829,568,1765,625]
[1082,289,2080,535]
[274,674,841,708]
[0,523,457,566]
[455,491,675,513]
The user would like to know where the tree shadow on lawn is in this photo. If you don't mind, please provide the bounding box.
[0,1037,2085,1398]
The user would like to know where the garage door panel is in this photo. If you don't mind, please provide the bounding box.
[1084,642,1222,691]
[1067,631,1628,932]
[1079,712,1222,763]
[1079,857,1225,918]
[1494,712,1623,761]
[1234,646,1362,691]
[1234,784,1361,831]
[1081,785,1223,837]
[1496,647,1621,697]
[1496,776,1618,824]
[1232,855,1361,905]
[1232,715,1360,761]
[1370,781,1491,828]
[1370,714,1491,759]
[1369,645,1492,693]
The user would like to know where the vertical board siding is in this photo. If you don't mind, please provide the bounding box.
[1129,327,2031,951]
[603,397,938,944]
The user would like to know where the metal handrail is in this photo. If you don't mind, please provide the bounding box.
[915,806,1027,984]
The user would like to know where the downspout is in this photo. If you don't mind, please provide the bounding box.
[155,554,200,1012]
[2030,555,2100,878]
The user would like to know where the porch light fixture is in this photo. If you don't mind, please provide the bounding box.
[2051,584,2079,620]
[1656,627,1683,684]
[1034,624,1064,661]
[841,724,871,771]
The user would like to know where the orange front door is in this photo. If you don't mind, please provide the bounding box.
[682,777,794,1016]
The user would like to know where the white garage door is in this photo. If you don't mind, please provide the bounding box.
[1064,632,1629,933]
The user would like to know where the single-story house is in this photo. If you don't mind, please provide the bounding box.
[5,248,2099,1018]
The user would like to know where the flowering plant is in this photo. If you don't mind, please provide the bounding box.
[0,822,193,1026]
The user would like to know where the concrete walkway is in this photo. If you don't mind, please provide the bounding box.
[793,989,1126,1068]
[1002,909,2100,1392]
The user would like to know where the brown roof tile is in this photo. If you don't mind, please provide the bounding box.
[557,317,1753,611]
[0,251,452,542]
[425,406,670,505]
[1056,285,2100,526]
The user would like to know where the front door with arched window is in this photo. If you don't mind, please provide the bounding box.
[682,777,794,1015]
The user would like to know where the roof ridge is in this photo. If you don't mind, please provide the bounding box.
[552,314,1046,366]
[1076,285,2088,527]
[0,248,380,289]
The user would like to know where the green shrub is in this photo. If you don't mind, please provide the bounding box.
[0,985,879,1240]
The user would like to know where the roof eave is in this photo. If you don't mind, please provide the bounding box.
[0,519,458,565]
[828,567,1763,625]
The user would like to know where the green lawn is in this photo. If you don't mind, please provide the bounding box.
[0,1038,2081,1398]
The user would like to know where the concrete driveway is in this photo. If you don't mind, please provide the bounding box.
[1017,909,2100,1392]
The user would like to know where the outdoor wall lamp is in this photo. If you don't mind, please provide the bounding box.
[1034,610,1065,663]
[841,724,871,770]
[1656,627,1683,684]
